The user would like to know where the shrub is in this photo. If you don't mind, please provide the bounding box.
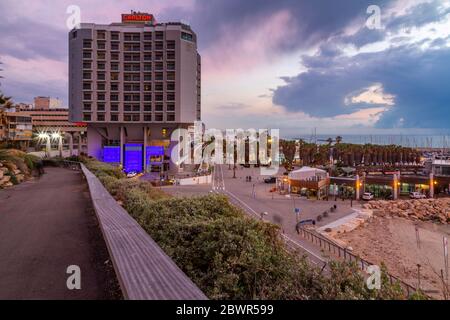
[83,158,421,300]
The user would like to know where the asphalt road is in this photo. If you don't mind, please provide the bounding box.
[0,167,120,299]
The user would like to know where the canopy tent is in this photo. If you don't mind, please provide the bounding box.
[288,166,327,181]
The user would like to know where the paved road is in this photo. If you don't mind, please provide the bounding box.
[0,167,118,299]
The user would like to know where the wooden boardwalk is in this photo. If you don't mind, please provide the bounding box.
[80,164,207,300]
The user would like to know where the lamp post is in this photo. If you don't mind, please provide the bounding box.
[51,132,63,158]
[37,132,51,158]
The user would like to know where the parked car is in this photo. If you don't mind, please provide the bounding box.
[410,192,426,199]
[126,171,138,178]
[264,177,276,184]
[362,192,374,201]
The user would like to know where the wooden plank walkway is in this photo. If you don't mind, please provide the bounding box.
[80,164,207,300]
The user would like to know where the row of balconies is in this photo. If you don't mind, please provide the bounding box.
[82,83,175,91]
[82,70,176,81]
[83,103,176,112]
[82,112,176,122]
[82,93,176,102]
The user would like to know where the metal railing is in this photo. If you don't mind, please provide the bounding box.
[297,227,419,297]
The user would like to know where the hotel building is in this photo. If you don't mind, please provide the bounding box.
[68,12,201,173]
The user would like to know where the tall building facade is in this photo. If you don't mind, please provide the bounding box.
[69,12,201,173]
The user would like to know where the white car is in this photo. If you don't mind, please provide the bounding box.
[410,192,426,199]
[362,192,374,201]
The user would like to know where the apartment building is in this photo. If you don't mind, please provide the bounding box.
[68,12,201,174]
[34,96,64,110]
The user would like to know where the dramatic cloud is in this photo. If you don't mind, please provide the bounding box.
[272,0,450,129]
[0,0,449,132]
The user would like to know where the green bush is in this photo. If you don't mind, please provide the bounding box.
[84,158,421,300]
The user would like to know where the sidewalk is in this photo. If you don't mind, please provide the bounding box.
[0,167,119,299]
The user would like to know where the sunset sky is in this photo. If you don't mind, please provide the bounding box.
[1,0,449,137]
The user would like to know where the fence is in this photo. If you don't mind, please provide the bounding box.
[297,226,419,297]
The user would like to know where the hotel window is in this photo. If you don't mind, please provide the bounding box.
[181,32,193,42]
[144,73,152,81]
[167,113,175,122]
[124,104,132,112]
[167,82,175,91]
[155,41,164,50]
[155,72,163,81]
[97,83,105,91]
[155,83,163,91]
[144,63,152,71]
[166,40,175,50]
[132,114,140,121]
[155,94,163,102]
[97,103,105,111]
[144,43,152,51]
[111,42,119,51]
[97,41,106,50]
[155,52,163,61]
[110,83,119,91]
[144,32,152,41]
[110,113,118,121]
[111,52,119,60]
[110,94,119,101]
[83,103,91,110]
[83,72,91,80]
[111,32,119,41]
[155,103,163,111]
[144,114,152,122]
[97,93,105,101]
[97,62,105,70]
[144,94,152,102]
[110,72,119,81]
[83,93,91,100]
[144,53,152,61]
[83,40,92,49]
[167,62,175,70]
[155,62,163,71]
[111,62,119,71]
[132,94,140,102]
[83,61,92,69]
[83,113,91,121]
[97,113,105,121]
[167,103,175,111]
[167,93,175,101]
[144,84,151,92]
[132,105,140,112]
[83,82,91,90]
[97,72,105,81]
[167,72,175,81]
[96,30,106,40]
[167,51,175,60]
[124,114,132,121]
[83,51,92,59]
[155,113,163,122]
[144,104,152,112]
[155,31,164,40]
[111,104,119,111]
[97,51,106,60]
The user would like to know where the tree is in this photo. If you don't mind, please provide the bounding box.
[280,139,296,169]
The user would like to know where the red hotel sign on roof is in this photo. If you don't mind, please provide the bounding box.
[121,13,154,24]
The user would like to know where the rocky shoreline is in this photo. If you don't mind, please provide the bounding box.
[362,198,450,224]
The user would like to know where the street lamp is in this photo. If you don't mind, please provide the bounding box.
[37,132,51,158]
[51,132,63,157]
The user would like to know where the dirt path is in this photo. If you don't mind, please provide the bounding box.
[0,167,121,300]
